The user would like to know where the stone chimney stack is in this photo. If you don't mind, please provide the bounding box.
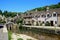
[46,6,49,11]
[35,9,38,12]
[17,13,18,16]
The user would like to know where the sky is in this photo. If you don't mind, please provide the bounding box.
[0,0,60,12]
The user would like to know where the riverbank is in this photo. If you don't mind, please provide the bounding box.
[11,33,37,40]
[18,26,60,40]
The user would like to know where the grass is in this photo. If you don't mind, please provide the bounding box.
[8,31,12,40]
[17,38,23,40]
[27,39,32,40]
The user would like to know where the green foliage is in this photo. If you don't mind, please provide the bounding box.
[27,39,32,40]
[0,21,6,23]
[31,7,46,11]
[40,23,43,26]
[0,10,2,15]
[2,11,23,18]
[31,2,60,11]
[16,19,23,24]
[45,21,50,26]
[8,31,12,40]
[3,11,17,17]
[0,20,6,23]
[36,22,39,26]
[17,38,23,40]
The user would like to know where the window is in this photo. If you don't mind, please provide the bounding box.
[47,14,49,17]
[47,14,52,17]
[39,21,41,22]
[55,21,57,24]
[42,21,44,23]
[38,15,40,18]
[32,20,34,23]
[41,15,46,17]
[44,15,46,17]
[30,13,32,15]
[28,21,30,23]
[41,15,44,17]
[35,15,40,18]
[53,14,56,17]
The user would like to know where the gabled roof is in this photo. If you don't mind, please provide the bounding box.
[21,8,60,18]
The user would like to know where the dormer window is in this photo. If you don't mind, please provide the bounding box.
[35,15,40,18]
[41,15,44,17]
[41,15,46,17]
[47,14,51,17]
[30,13,32,15]
[47,14,49,17]
[53,12,57,17]
[53,13,56,17]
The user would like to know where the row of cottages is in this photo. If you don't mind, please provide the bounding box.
[21,7,60,27]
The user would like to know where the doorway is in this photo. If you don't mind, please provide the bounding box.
[50,21,54,26]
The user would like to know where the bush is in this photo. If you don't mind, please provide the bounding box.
[36,22,39,26]
[27,39,32,40]
[8,31,12,40]
[45,21,50,26]
[17,38,23,40]
[40,23,43,26]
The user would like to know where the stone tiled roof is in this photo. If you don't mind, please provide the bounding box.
[21,8,60,18]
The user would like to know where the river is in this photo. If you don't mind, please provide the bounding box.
[16,27,60,40]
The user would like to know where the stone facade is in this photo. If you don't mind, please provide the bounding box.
[21,8,60,27]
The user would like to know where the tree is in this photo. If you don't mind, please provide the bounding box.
[16,18,23,24]
[3,11,8,17]
[0,10,2,15]
[58,2,60,5]
[17,38,23,40]
[45,21,50,26]
[3,11,17,17]
[0,20,6,24]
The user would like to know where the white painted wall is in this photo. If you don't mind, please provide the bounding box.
[46,17,57,26]
[35,13,58,26]
[38,17,45,22]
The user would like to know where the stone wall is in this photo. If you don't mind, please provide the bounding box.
[58,17,60,26]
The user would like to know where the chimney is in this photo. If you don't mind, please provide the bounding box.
[17,13,18,16]
[46,6,49,11]
[35,9,38,12]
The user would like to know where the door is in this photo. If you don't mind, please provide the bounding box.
[50,21,53,26]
